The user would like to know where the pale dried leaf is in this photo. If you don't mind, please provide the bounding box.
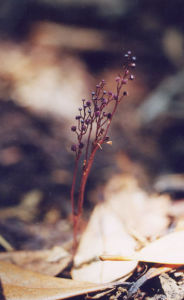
[101,230,184,265]
[0,261,111,300]
[137,230,184,265]
[0,246,71,276]
[105,175,171,238]
[72,203,137,283]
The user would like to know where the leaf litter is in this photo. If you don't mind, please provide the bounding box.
[0,246,72,276]
[0,260,112,300]
[0,174,184,299]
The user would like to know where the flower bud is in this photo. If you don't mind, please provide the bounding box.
[86,101,91,106]
[102,98,107,104]
[107,113,112,119]
[71,126,76,131]
[71,144,77,152]
[79,142,84,149]
[85,119,91,125]
[81,125,86,131]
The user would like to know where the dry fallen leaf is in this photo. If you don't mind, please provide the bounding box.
[72,203,137,283]
[105,175,171,239]
[101,230,184,265]
[0,246,71,276]
[137,230,184,265]
[0,260,112,300]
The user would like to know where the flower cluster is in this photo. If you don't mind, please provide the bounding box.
[70,51,136,248]
[71,51,136,160]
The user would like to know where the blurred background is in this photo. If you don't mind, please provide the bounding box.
[0,0,184,249]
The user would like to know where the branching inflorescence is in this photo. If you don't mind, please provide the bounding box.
[70,51,136,249]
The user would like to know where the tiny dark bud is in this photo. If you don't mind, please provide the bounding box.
[95,111,100,117]
[81,120,84,124]
[86,101,91,106]
[95,106,100,111]
[103,90,107,94]
[96,84,100,88]
[91,91,95,96]
[82,99,85,102]
[79,107,82,111]
[102,98,107,104]
[107,113,112,119]
[103,112,107,116]
[114,95,118,100]
[125,70,129,75]
[81,125,86,131]
[88,109,91,113]
[85,119,91,125]
[71,126,76,131]
[130,74,135,80]
[104,136,110,141]
[79,142,84,149]
[71,144,77,152]
[76,115,81,120]
[108,91,113,96]
[123,91,128,96]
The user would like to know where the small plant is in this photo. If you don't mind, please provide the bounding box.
[70,51,136,249]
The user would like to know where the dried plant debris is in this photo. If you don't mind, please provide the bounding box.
[105,175,171,239]
[159,273,184,300]
[0,261,113,300]
[0,246,71,276]
[72,203,137,284]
